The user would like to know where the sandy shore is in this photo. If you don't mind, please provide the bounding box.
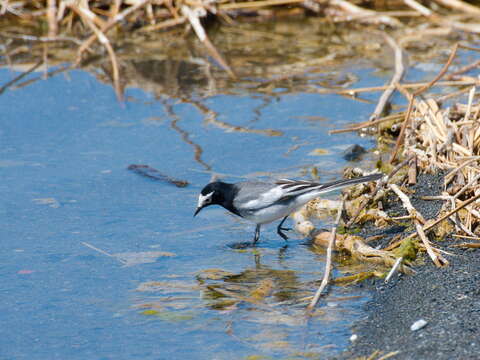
[339,173,480,359]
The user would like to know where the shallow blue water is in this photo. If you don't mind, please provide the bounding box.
[1,61,389,360]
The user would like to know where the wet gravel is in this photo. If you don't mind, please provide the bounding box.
[339,173,480,359]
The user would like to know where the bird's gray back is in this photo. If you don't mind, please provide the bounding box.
[232,181,280,210]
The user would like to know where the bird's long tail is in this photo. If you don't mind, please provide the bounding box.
[276,173,383,197]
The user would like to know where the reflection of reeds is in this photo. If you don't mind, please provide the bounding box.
[160,96,284,172]
[2,0,480,102]
[163,100,212,171]
[0,59,42,95]
[187,98,283,137]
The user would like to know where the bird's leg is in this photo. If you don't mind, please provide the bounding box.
[277,216,291,241]
[253,224,261,244]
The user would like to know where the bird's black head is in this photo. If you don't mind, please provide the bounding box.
[194,182,229,216]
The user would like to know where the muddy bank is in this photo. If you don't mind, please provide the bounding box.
[339,173,480,359]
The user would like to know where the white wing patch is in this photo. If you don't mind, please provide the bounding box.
[241,186,285,210]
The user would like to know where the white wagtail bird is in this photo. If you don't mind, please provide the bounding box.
[194,173,383,244]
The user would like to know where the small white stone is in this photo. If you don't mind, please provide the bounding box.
[411,319,428,331]
[350,334,358,342]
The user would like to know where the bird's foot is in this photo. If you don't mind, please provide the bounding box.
[277,227,290,241]
[276,216,291,241]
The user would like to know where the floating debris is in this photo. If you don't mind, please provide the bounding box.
[308,148,329,156]
[127,164,189,187]
[32,198,60,208]
[113,251,176,267]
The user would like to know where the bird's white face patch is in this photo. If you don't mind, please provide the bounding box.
[198,191,214,208]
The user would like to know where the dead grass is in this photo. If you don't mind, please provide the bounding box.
[304,42,480,305]
[1,0,480,100]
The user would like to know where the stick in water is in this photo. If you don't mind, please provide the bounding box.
[307,200,345,312]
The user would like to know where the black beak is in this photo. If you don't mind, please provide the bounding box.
[194,206,202,217]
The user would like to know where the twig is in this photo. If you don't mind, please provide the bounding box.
[390,184,426,222]
[436,86,475,102]
[328,0,402,26]
[110,0,122,19]
[390,184,447,266]
[452,234,480,241]
[329,113,404,135]
[404,0,480,33]
[69,4,123,101]
[458,44,480,52]
[444,158,478,186]
[0,0,8,14]
[452,242,480,248]
[408,155,417,185]
[307,200,344,312]
[390,43,459,163]
[385,256,403,283]
[182,5,236,79]
[331,10,421,23]
[0,59,43,95]
[138,17,186,32]
[445,59,480,80]
[81,241,128,265]
[346,155,413,227]
[466,86,476,153]
[428,192,480,230]
[369,33,405,122]
[0,32,82,44]
[81,241,115,258]
[433,0,480,16]
[386,191,480,250]
[76,0,152,62]
[420,195,450,200]
[403,0,433,15]
[320,79,478,96]
[452,173,480,200]
[377,351,401,360]
[450,196,476,236]
[219,0,304,10]
[46,0,58,37]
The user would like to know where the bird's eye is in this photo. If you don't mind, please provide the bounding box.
[200,191,214,205]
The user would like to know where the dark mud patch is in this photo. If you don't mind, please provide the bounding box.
[338,173,480,359]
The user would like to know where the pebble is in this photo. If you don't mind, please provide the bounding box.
[410,319,428,331]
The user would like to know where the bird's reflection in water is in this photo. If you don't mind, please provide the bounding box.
[198,244,310,312]
[227,241,255,249]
